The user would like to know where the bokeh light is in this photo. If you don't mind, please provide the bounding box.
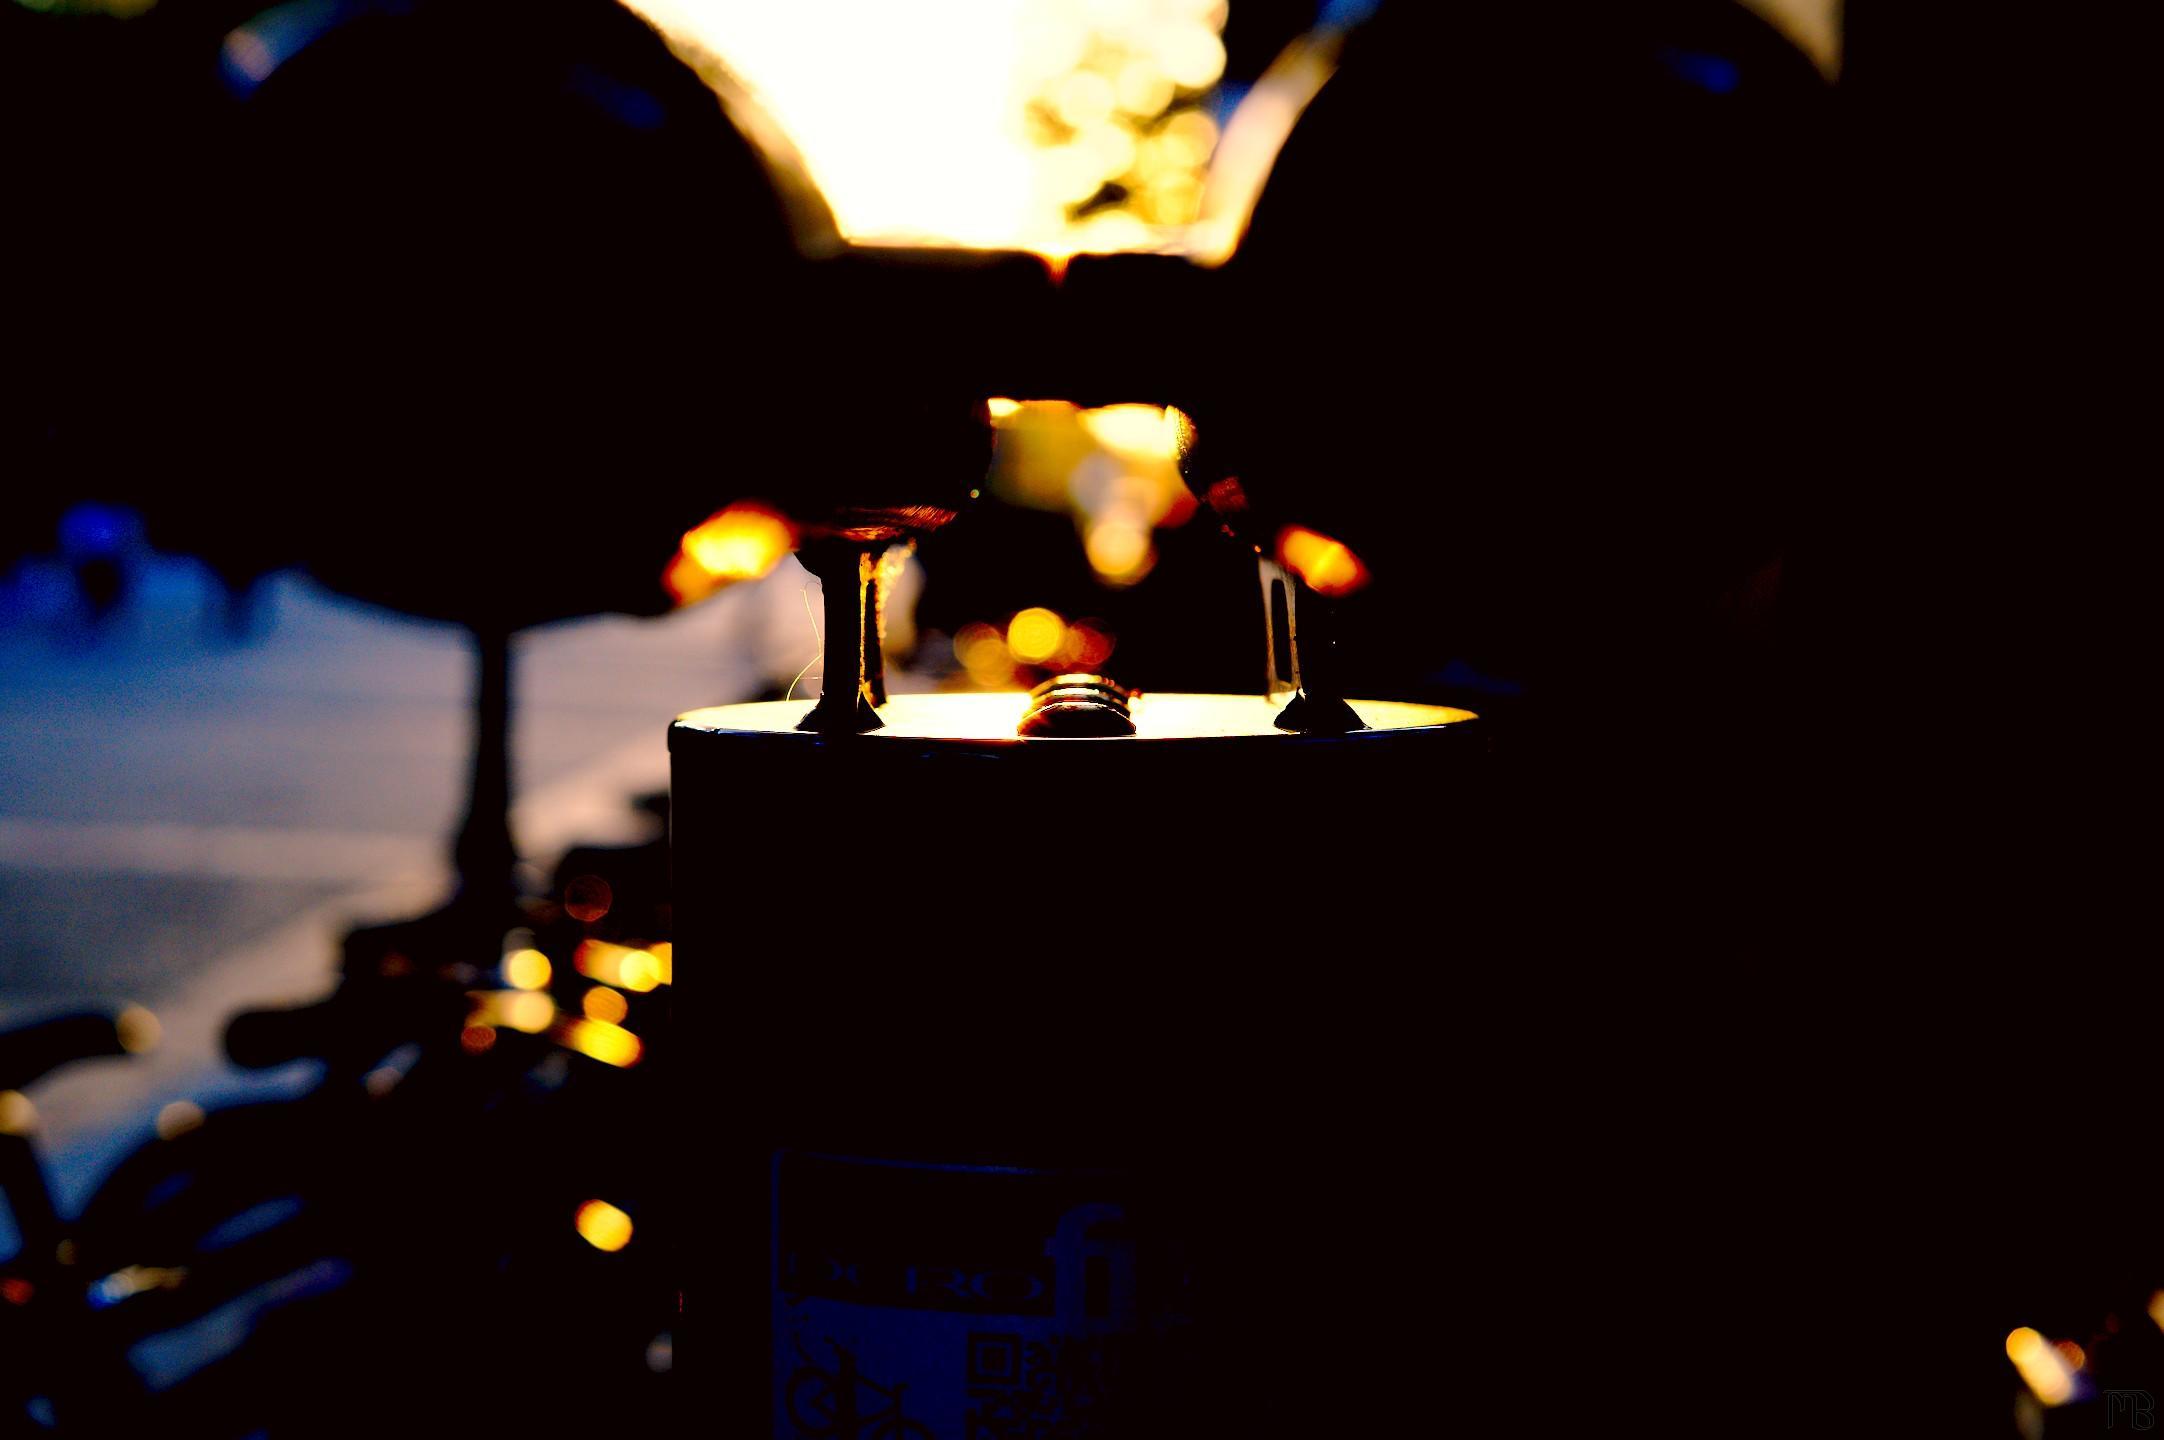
[582,987,630,1025]
[1059,620,1115,669]
[155,1100,205,1142]
[954,622,1019,687]
[86,1265,186,1308]
[574,940,666,994]
[1276,524,1369,597]
[502,991,557,1034]
[575,1199,634,1253]
[468,990,559,1034]
[2005,1326,2077,1407]
[1006,607,1067,665]
[115,1004,161,1055]
[952,610,1117,684]
[503,947,552,991]
[665,503,796,607]
[985,400,1194,589]
[563,873,613,924]
[555,1017,644,1069]
[1084,521,1152,583]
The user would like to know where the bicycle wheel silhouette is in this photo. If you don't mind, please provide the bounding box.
[783,1366,841,1435]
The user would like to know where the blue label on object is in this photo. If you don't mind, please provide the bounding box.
[772,1150,1189,1438]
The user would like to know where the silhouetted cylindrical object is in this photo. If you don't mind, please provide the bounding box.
[671,692,1488,1435]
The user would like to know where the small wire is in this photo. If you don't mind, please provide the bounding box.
[784,582,822,702]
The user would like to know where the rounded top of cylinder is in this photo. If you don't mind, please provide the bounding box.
[673,692,1474,746]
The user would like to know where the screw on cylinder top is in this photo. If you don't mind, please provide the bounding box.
[1017,673,1136,737]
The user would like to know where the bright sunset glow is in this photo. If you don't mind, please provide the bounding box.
[619,0,1227,255]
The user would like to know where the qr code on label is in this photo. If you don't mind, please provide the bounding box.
[964,1331,1125,1438]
